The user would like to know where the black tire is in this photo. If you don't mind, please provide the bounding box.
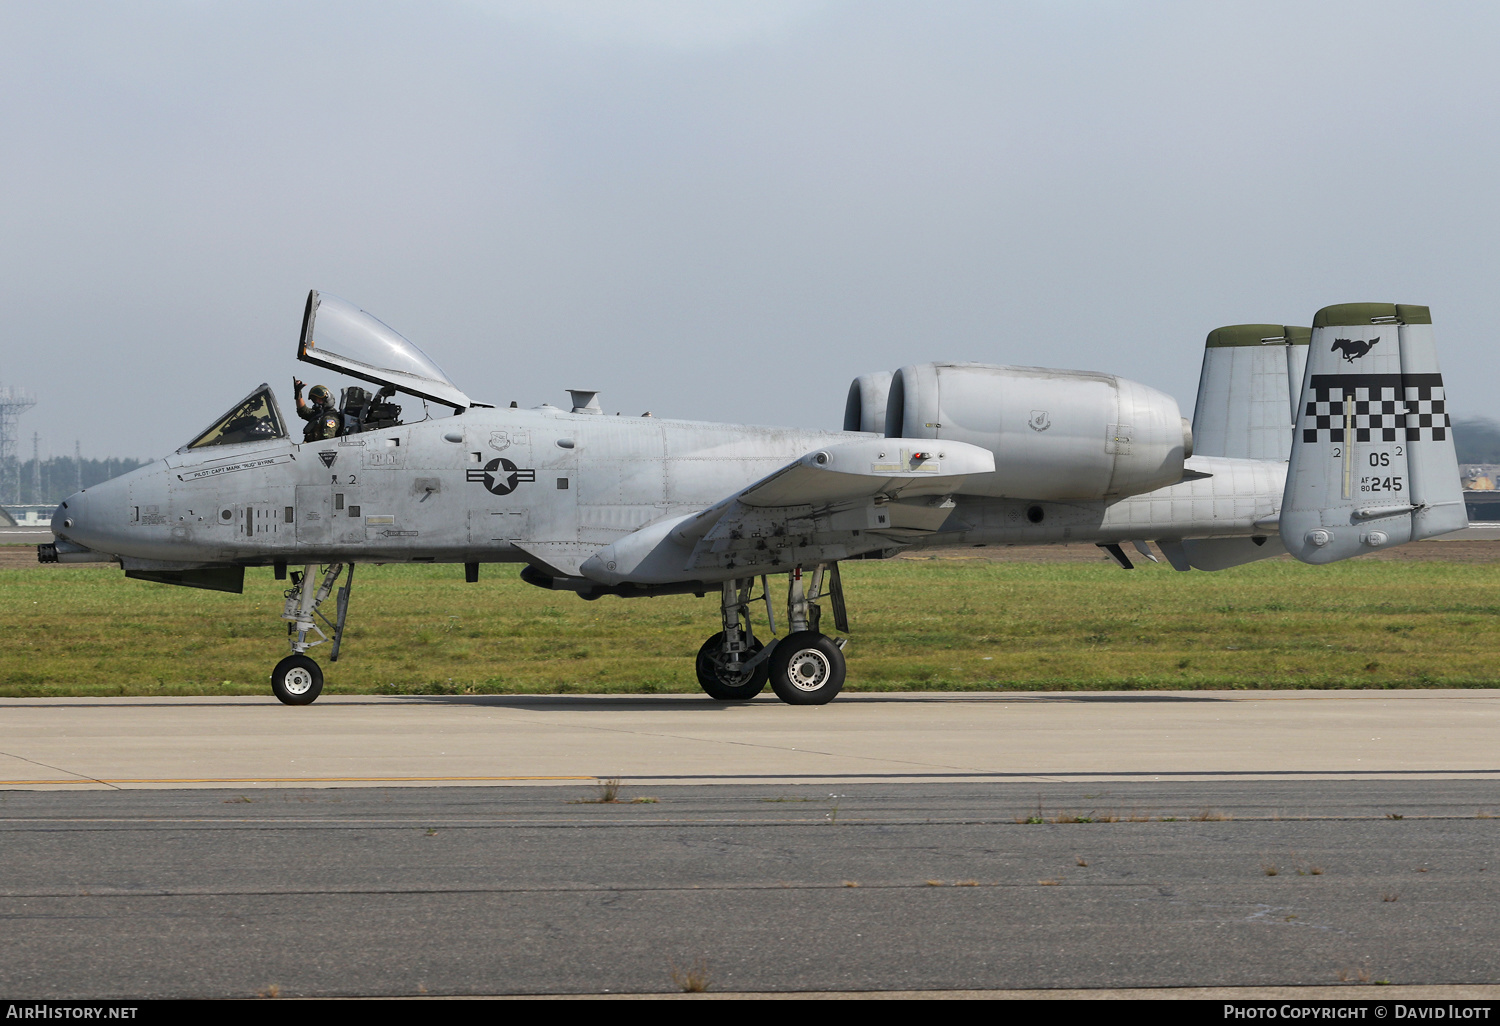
[271,654,324,706]
[695,632,768,700]
[768,631,845,705]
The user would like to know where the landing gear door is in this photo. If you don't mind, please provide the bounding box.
[297,290,472,410]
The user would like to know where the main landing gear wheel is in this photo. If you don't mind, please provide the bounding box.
[768,631,845,705]
[695,632,768,701]
[271,654,324,706]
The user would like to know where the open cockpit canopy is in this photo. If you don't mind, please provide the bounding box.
[183,384,288,451]
[298,291,470,409]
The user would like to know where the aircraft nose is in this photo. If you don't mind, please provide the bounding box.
[53,476,129,554]
[51,492,85,541]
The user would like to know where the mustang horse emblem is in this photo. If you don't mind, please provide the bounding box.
[1331,338,1379,362]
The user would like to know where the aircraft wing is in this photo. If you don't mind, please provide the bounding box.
[577,437,995,586]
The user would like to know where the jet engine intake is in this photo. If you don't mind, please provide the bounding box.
[843,371,893,434]
[883,362,1187,500]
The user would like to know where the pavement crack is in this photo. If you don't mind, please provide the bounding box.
[0,751,121,791]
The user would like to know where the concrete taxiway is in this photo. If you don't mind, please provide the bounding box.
[0,525,52,545]
[2,690,1498,789]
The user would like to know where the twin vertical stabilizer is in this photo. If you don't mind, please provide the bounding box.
[1280,303,1465,564]
[1192,324,1310,460]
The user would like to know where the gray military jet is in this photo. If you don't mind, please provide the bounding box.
[41,293,1466,705]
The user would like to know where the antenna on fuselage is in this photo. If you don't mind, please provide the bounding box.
[568,390,603,415]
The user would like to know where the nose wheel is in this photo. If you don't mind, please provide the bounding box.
[271,654,323,706]
[269,563,353,705]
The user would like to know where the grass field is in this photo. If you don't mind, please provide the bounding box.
[4,550,1499,697]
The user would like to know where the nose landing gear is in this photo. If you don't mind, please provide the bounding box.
[270,563,353,706]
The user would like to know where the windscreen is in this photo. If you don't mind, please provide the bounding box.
[184,384,287,450]
[298,291,470,409]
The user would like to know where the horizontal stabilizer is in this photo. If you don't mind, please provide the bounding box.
[1157,535,1287,572]
[1281,303,1465,564]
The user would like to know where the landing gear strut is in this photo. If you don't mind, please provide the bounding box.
[271,563,353,706]
[695,579,771,700]
[693,565,848,705]
[767,564,846,705]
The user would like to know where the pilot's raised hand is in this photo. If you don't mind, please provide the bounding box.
[293,377,305,395]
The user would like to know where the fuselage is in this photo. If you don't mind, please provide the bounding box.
[55,402,1286,580]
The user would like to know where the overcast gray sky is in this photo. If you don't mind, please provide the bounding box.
[3,0,1498,458]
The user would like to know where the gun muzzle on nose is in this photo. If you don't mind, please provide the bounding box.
[38,539,113,563]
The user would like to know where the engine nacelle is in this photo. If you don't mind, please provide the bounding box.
[883,362,1190,500]
[843,371,893,433]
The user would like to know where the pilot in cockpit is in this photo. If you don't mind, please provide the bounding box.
[293,378,341,442]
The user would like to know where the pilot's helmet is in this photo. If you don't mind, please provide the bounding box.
[309,385,332,405]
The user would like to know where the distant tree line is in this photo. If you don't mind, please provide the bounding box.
[3,456,151,507]
[1452,417,1500,464]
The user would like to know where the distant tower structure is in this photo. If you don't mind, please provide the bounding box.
[32,432,40,503]
[74,439,82,494]
[0,384,38,504]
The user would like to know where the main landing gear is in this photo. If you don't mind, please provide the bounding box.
[695,564,849,705]
[270,563,354,705]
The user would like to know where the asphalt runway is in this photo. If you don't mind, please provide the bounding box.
[1,782,1498,999]
[3,692,1500,998]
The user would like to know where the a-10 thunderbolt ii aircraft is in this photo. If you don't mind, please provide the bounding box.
[41,293,1465,705]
